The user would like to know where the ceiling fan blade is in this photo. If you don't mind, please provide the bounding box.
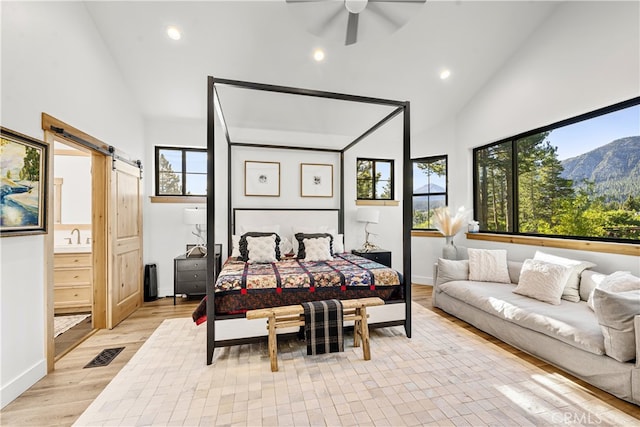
[313,3,345,35]
[345,12,359,45]
[366,2,402,29]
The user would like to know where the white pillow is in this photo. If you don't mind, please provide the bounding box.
[291,226,329,255]
[245,235,278,264]
[279,237,293,255]
[231,235,241,258]
[592,288,640,363]
[468,248,511,284]
[302,237,333,262]
[435,259,469,286]
[513,259,571,305]
[587,271,640,310]
[333,234,345,253]
[533,251,595,303]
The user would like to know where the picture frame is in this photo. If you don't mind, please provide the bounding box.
[300,163,333,198]
[244,161,280,197]
[1,127,49,237]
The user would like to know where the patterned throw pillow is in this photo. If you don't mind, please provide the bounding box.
[295,233,334,260]
[238,232,281,263]
[301,236,333,262]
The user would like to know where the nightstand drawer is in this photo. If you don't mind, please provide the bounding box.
[175,258,207,272]
[176,270,207,282]
[177,281,206,295]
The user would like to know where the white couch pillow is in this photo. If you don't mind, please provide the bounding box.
[533,251,595,303]
[587,271,640,310]
[435,259,469,286]
[592,288,640,363]
[579,270,607,302]
[468,248,511,284]
[513,259,571,305]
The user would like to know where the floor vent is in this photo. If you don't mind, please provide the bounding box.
[84,347,125,368]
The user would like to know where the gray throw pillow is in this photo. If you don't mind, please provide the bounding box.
[435,259,469,286]
[592,288,640,363]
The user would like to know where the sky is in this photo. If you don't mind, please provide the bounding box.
[547,104,639,160]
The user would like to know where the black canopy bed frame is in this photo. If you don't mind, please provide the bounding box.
[205,76,412,365]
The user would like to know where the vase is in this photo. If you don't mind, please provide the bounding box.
[442,236,457,260]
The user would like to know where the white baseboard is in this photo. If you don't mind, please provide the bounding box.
[1,359,46,409]
[411,275,433,286]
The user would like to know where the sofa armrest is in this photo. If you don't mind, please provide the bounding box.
[635,315,640,368]
[433,263,439,287]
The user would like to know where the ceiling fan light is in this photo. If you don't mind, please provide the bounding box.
[167,26,181,41]
[345,0,368,14]
[313,48,325,62]
[440,69,451,80]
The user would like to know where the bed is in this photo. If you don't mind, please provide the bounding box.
[203,77,413,365]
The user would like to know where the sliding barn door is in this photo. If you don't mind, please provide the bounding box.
[107,159,143,329]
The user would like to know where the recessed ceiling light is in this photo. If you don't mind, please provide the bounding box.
[440,69,451,80]
[167,26,181,41]
[313,48,325,62]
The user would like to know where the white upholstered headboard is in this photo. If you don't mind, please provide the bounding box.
[233,209,339,241]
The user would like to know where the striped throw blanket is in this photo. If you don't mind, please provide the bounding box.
[302,299,344,355]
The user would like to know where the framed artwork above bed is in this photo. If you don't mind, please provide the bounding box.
[244,160,280,197]
[300,163,333,197]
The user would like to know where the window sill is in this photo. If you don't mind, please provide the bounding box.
[466,233,639,256]
[150,196,206,204]
[355,200,399,207]
[411,230,443,238]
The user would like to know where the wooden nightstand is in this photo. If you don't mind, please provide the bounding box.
[351,249,392,268]
[174,244,221,304]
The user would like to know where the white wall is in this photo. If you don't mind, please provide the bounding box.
[55,155,91,225]
[411,1,640,284]
[0,2,145,408]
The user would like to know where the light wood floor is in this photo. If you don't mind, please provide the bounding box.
[2,288,639,426]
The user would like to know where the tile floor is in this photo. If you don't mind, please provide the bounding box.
[73,303,638,426]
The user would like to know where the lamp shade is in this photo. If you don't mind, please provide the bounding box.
[356,208,379,224]
[183,208,207,225]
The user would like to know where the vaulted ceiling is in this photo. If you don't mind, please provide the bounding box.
[85,1,558,137]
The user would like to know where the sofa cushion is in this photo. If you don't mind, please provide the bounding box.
[592,288,640,363]
[435,259,469,286]
[513,259,571,305]
[507,261,524,284]
[438,280,605,355]
[533,251,596,303]
[587,271,640,310]
[580,270,607,302]
[468,248,511,284]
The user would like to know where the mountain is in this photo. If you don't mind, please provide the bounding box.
[560,136,640,202]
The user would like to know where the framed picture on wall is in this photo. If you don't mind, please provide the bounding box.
[300,163,333,198]
[245,161,280,197]
[1,127,49,237]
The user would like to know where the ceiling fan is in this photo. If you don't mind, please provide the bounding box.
[286,0,426,46]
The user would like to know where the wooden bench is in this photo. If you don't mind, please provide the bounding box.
[246,297,385,372]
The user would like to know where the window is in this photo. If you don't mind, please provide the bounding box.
[155,146,207,196]
[412,156,448,229]
[473,98,640,242]
[357,158,394,200]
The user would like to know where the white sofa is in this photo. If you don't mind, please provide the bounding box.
[433,259,640,405]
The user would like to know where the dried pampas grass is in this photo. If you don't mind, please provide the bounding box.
[432,206,468,237]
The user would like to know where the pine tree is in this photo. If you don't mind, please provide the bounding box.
[158,154,182,194]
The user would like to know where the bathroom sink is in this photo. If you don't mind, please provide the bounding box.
[54,244,92,253]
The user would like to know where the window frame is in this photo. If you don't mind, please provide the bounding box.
[356,157,395,201]
[472,97,640,244]
[154,146,207,197]
[412,155,448,231]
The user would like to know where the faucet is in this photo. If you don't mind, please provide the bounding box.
[70,228,81,245]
